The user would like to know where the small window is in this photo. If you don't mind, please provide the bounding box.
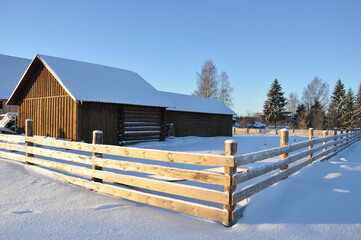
[0,101,3,110]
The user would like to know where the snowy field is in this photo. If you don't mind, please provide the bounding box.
[1,135,361,239]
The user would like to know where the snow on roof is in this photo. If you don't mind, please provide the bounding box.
[0,54,31,99]
[160,91,236,115]
[35,54,172,107]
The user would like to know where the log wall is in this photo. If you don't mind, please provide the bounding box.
[165,111,233,137]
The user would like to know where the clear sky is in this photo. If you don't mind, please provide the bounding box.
[0,0,360,116]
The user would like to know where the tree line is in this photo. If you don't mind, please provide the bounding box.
[263,77,361,130]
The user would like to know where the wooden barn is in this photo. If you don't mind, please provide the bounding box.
[7,54,171,145]
[0,54,31,114]
[161,91,236,137]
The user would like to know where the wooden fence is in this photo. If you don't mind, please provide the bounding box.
[0,120,360,226]
[233,127,342,136]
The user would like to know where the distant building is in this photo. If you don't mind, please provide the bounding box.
[161,91,236,137]
[0,54,31,114]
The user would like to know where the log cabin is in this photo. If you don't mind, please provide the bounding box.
[161,91,236,137]
[7,54,171,145]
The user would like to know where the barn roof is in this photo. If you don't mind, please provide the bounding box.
[0,54,31,99]
[160,91,236,115]
[8,54,172,108]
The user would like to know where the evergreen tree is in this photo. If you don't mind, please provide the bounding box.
[355,83,361,128]
[310,100,325,129]
[296,103,308,129]
[340,88,355,129]
[327,79,346,129]
[263,79,287,133]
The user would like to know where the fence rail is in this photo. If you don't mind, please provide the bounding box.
[0,120,360,227]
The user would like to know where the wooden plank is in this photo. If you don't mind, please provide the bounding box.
[25,137,235,167]
[25,156,229,204]
[0,151,26,162]
[0,134,26,143]
[233,137,357,204]
[124,132,161,137]
[234,140,339,185]
[0,142,27,152]
[54,172,228,222]
[235,134,345,166]
[125,127,161,132]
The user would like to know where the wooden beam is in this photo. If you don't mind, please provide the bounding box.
[25,137,235,167]
[53,172,228,223]
[24,156,230,204]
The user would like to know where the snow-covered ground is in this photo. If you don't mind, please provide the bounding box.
[1,135,360,239]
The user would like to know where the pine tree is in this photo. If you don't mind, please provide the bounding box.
[355,83,361,128]
[263,79,287,134]
[327,79,346,129]
[340,88,355,129]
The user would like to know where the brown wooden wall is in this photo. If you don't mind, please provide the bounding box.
[78,103,165,145]
[121,105,165,143]
[77,101,119,145]
[17,64,78,140]
[165,111,233,137]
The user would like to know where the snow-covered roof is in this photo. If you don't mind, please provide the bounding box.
[0,54,31,99]
[9,54,172,108]
[160,91,236,115]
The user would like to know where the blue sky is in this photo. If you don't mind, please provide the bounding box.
[1,0,360,116]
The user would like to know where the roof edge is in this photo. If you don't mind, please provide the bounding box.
[36,55,76,101]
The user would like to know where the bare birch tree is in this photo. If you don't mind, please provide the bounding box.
[218,71,233,107]
[192,60,218,98]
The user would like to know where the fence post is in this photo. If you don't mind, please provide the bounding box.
[346,129,349,143]
[334,128,338,152]
[280,129,289,171]
[307,128,314,165]
[25,119,34,165]
[323,130,328,158]
[92,130,103,183]
[223,139,237,227]
[340,129,344,145]
[247,127,249,134]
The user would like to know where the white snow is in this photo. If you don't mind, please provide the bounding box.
[1,135,360,239]
[0,54,31,99]
[160,91,236,115]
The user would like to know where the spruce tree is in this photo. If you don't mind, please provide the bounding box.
[310,100,325,129]
[296,103,308,129]
[355,83,361,128]
[340,88,355,129]
[327,79,346,129]
[263,79,287,134]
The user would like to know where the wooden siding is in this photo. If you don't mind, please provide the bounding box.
[17,64,78,140]
[165,111,233,137]
[78,103,165,145]
[18,63,68,100]
[77,101,119,145]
